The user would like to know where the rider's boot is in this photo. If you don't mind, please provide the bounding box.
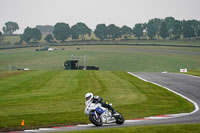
[112,110,119,116]
[106,103,119,116]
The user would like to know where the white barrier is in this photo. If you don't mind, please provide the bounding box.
[180,68,187,73]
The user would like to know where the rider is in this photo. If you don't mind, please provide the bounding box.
[85,92,117,115]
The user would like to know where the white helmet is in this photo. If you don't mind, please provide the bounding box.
[85,93,93,102]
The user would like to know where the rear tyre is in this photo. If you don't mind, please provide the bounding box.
[89,112,103,126]
[115,112,125,125]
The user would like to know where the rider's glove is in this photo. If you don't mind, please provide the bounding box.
[94,96,99,100]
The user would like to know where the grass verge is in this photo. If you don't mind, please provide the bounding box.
[63,124,200,133]
[186,69,200,77]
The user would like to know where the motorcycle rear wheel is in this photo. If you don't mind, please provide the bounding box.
[115,112,125,125]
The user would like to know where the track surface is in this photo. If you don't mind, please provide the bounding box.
[129,73,200,124]
[23,72,200,132]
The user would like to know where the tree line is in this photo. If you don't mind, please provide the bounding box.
[1,17,200,44]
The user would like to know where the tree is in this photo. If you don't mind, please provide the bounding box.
[53,23,71,42]
[94,24,107,40]
[71,22,91,40]
[31,28,42,42]
[0,31,2,44]
[197,29,200,37]
[133,24,144,39]
[147,21,156,39]
[21,27,42,43]
[159,22,169,39]
[183,20,195,39]
[173,20,182,39]
[120,25,133,39]
[121,25,132,35]
[165,17,175,29]
[196,21,200,37]
[190,20,200,37]
[106,24,121,40]
[21,27,32,43]
[2,21,19,35]
[45,34,54,43]
[36,25,54,33]
[165,17,176,38]
[147,19,162,39]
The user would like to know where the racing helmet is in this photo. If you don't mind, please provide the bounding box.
[85,93,93,102]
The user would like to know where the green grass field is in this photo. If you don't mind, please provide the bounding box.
[0,70,193,131]
[186,69,200,76]
[63,124,200,133]
[0,45,200,72]
[0,45,199,131]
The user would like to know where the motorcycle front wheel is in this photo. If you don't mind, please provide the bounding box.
[89,112,103,126]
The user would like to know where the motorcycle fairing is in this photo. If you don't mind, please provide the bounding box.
[95,107,105,114]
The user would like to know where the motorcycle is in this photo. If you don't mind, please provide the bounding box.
[84,101,125,126]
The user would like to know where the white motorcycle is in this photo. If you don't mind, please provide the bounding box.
[84,101,125,126]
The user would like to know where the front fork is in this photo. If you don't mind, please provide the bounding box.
[94,111,98,118]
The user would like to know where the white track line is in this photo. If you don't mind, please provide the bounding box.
[39,128,59,132]
[125,120,146,123]
[146,116,171,120]
[127,72,199,117]
[24,130,39,132]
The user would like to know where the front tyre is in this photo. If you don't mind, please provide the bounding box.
[115,112,125,125]
[89,112,103,126]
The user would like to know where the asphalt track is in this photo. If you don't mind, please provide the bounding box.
[22,72,200,133]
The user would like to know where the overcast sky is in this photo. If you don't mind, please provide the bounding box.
[1,0,200,33]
